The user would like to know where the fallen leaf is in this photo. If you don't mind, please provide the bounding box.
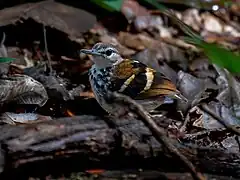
[0,1,97,41]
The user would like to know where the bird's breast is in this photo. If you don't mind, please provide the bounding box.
[89,66,113,96]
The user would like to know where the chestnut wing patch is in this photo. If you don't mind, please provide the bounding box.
[109,59,186,101]
[135,72,178,99]
[110,59,156,98]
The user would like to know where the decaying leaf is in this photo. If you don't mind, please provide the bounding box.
[121,0,149,22]
[177,71,217,111]
[214,65,240,108]
[24,64,72,101]
[0,112,52,125]
[118,32,188,69]
[0,74,48,106]
[182,9,202,32]
[117,32,152,50]
[189,57,217,79]
[182,128,240,154]
[0,1,97,41]
[121,0,172,36]
[100,34,136,57]
[201,12,240,38]
[191,102,240,130]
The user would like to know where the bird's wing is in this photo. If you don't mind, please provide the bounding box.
[135,72,184,100]
[110,59,148,98]
[110,59,187,101]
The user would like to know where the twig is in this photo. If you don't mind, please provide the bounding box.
[0,31,5,46]
[180,111,190,133]
[0,32,8,57]
[108,92,206,180]
[43,25,52,74]
[200,103,240,136]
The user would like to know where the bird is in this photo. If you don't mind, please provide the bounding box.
[80,43,187,114]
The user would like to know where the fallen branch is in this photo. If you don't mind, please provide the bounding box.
[74,170,240,180]
[107,92,205,180]
[43,25,52,74]
[0,115,239,178]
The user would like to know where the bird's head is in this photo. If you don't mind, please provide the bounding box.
[80,43,123,68]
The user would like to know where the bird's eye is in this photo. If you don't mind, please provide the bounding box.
[105,49,113,56]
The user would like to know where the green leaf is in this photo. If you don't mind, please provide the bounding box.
[142,0,240,74]
[91,0,123,12]
[141,0,168,12]
[0,57,15,63]
[185,37,240,74]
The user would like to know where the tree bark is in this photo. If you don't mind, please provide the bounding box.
[0,115,239,179]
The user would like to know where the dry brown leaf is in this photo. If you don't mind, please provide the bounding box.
[99,34,136,57]
[0,1,96,40]
[121,0,149,22]
[117,32,157,50]
[182,9,202,32]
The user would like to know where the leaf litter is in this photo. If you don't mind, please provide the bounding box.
[0,0,240,179]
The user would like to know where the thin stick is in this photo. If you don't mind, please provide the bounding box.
[180,112,190,132]
[109,92,206,180]
[200,103,240,136]
[0,32,8,57]
[43,25,52,74]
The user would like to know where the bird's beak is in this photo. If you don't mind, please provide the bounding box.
[80,49,101,56]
